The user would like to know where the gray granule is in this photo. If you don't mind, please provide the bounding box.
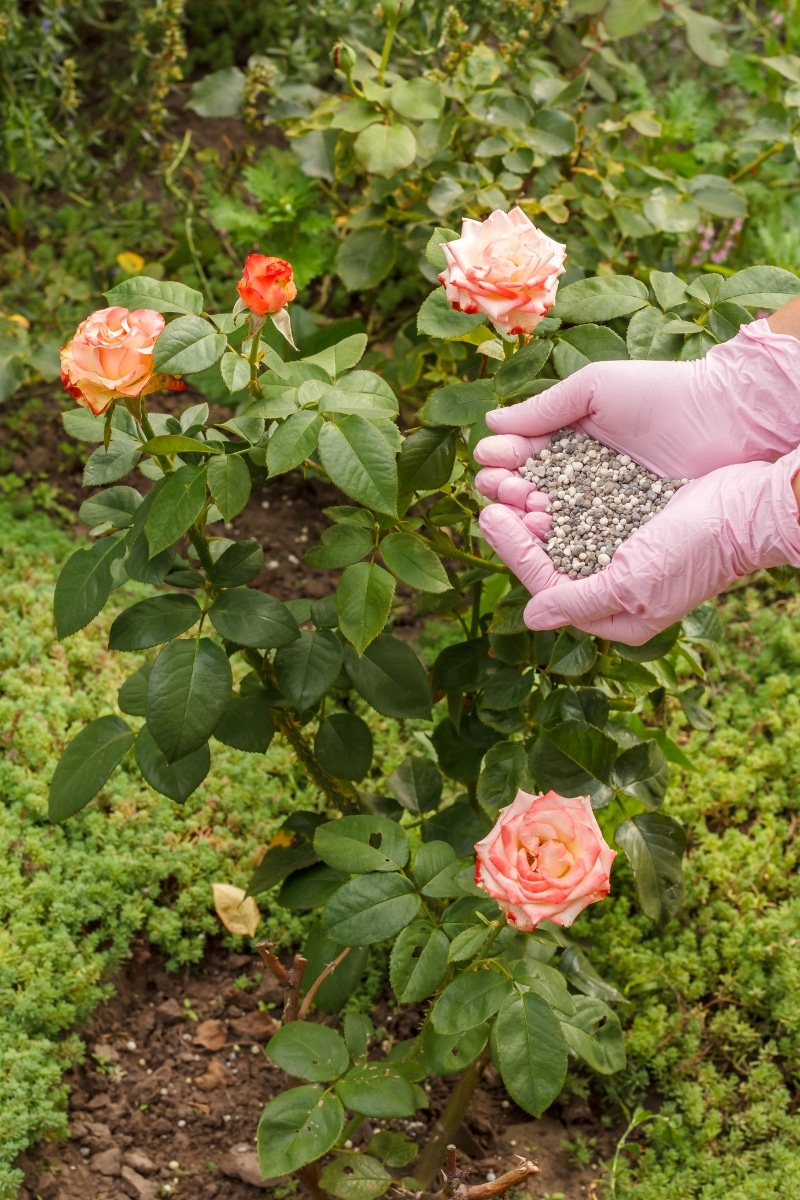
[519,428,690,575]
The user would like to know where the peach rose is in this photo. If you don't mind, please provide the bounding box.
[60,306,184,416]
[236,255,297,317]
[474,789,615,929]
[438,207,566,336]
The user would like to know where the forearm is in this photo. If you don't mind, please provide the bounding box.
[766,294,800,339]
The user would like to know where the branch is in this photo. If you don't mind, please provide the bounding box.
[298,947,352,1020]
[255,941,308,1023]
[397,1146,540,1200]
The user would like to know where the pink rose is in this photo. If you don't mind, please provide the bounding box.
[474,789,615,930]
[60,306,184,416]
[438,207,566,336]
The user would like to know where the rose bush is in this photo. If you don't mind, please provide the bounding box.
[439,208,566,336]
[475,789,615,930]
[236,254,297,316]
[59,306,184,416]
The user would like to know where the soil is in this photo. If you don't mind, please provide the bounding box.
[15,940,614,1200]
[5,384,344,604]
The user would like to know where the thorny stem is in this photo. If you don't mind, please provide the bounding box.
[428,534,508,575]
[298,947,352,1019]
[377,11,400,85]
[248,326,262,398]
[274,707,360,813]
[138,408,172,476]
[411,1052,491,1190]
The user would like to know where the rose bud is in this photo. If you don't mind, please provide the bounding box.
[236,254,297,317]
[60,306,184,417]
[438,207,566,336]
[474,789,615,930]
[332,42,357,73]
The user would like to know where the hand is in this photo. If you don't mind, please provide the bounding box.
[478,448,800,644]
[474,319,800,512]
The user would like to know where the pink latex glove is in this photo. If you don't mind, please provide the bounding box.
[474,320,800,513]
[478,447,800,644]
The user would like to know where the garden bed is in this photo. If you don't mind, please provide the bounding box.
[16,940,610,1200]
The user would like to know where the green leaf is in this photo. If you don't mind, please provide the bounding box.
[477,741,529,819]
[142,435,219,457]
[266,1023,349,1083]
[265,410,322,477]
[413,841,456,891]
[390,921,450,1003]
[336,561,396,654]
[492,990,568,1117]
[274,629,343,710]
[337,228,397,291]
[708,301,753,343]
[321,872,420,945]
[380,532,450,593]
[320,1156,391,1200]
[448,925,495,964]
[280,864,349,911]
[104,276,203,316]
[615,812,686,925]
[716,266,800,310]
[425,227,460,271]
[118,662,153,717]
[315,713,373,781]
[672,1,728,67]
[559,996,626,1074]
[354,122,417,177]
[390,77,444,119]
[418,1022,490,1075]
[432,638,493,693]
[529,721,617,805]
[153,315,226,374]
[79,486,142,530]
[644,188,702,234]
[626,308,685,360]
[247,839,319,897]
[328,371,399,418]
[368,1132,418,1169]
[343,635,431,720]
[314,815,409,874]
[304,334,368,378]
[548,630,597,676]
[54,535,126,639]
[145,465,207,557]
[306,523,374,569]
[559,946,628,1005]
[649,270,688,310]
[335,1063,417,1118]
[431,719,488,786]
[432,968,512,1034]
[417,288,485,338]
[318,416,398,517]
[257,1086,344,1182]
[611,740,669,809]
[420,380,495,426]
[185,65,246,116]
[602,0,660,38]
[493,339,553,401]
[134,726,210,802]
[553,324,628,377]
[220,351,251,393]
[209,588,300,648]
[48,715,135,821]
[146,637,232,762]
[214,691,275,753]
[388,756,442,814]
[83,438,141,486]
[553,276,649,324]
[512,959,575,1016]
[108,594,201,651]
[397,428,456,492]
[679,684,714,731]
[208,540,264,587]
[525,107,576,156]
[207,454,251,521]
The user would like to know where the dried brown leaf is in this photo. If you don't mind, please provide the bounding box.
[212,883,260,937]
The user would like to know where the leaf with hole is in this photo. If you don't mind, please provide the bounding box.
[319,1155,391,1200]
[257,1086,344,1181]
[314,815,409,874]
[559,996,626,1074]
[267,1022,349,1083]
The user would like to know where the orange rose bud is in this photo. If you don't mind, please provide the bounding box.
[236,255,297,317]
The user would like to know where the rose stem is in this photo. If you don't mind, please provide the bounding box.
[411,1050,491,1189]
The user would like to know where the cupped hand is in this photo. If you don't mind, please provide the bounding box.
[474,319,800,510]
[478,447,800,645]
